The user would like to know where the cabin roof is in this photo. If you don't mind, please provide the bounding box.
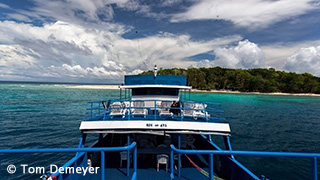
[125,75,187,86]
[120,84,191,89]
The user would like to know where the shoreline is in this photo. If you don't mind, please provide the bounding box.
[193,89,320,97]
[67,85,120,90]
[67,85,320,97]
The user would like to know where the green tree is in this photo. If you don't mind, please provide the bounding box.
[140,67,320,94]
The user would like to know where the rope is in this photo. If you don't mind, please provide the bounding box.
[184,155,225,180]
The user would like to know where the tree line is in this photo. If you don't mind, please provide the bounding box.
[141,67,320,94]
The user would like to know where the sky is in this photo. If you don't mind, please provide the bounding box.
[0,0,320,83]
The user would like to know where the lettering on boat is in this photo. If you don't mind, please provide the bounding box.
[146,123,167,128]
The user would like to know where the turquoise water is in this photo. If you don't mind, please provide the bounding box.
[1,83,320,180]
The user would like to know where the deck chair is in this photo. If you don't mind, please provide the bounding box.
[131,101,148,117]
[182,102,196,118]
[193,103,209,118]
[159,101,173,116]
[144,101,155,108]
[183,102,208,119]
[110,101,126,118]
[157,154,169,172]
[174,154,183,168]
[120,151,132,167]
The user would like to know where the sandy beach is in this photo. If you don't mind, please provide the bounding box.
[193,89,320,97]
[67,85,120,90]
[67,84,320,97]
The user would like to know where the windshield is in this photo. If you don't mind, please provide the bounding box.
[132,88,179,96]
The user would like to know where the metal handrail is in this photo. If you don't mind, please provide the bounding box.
[87,99,225,122]
[0,142,138,180]
[170,144,319,180]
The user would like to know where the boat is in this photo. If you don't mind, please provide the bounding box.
[2,66,319,180]
[42,65,262,180]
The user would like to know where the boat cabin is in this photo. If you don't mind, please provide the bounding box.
[119,74,191,101]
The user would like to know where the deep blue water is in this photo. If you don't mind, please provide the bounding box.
[1,83,320,180]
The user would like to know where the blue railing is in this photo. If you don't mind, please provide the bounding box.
[170,144,319,180]
[0,142,137,180]
[86,99,226,122]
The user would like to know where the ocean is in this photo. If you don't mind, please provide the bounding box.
[0,83,320,180]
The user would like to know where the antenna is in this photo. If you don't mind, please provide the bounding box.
[154,65,158,77]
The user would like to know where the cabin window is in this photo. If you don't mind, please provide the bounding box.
[132,88,178,96]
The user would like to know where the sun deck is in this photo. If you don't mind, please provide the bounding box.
[75,167,212,180]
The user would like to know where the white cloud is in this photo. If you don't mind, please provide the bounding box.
[47,64,124,79]
[1,0,129,27]
[32,0,115,23]
[161,0,183,6]
[0,3,10,9]
[0,44,126,82]
[198,40,265,68]
[0,20,127,82]
[0,44,37,67]
[111,33,242,69]
[284,46,320,76]
[114,0,170,20]
[1,0,319,82]
[171,0,319,29]
[260,40,320,69]
[4,0,168,25]
[0,20,242,82]
[6,13,32,22]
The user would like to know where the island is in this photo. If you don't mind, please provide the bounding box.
[141,67,320,94]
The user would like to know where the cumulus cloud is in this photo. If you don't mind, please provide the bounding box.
[111,33,242,68]
[0,45,37,67]
[284,46,320,76]
[0,20,242,82]
[6,0,319,82]
[260,40,320,69]
[198,40,265,68]
[0,44,123,81]
[171,0,319,29]
[0,21,127,82]
[47,64,124,79]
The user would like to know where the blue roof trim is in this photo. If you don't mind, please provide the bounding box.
[125,75,187,86]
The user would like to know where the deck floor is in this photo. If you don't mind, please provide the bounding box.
[81,167,212,180]
[80,134,223,180]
